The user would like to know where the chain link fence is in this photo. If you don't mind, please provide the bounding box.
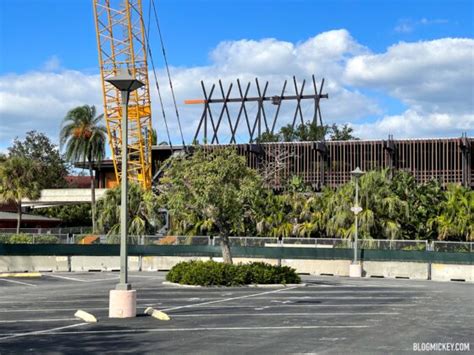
[0,231,472,252]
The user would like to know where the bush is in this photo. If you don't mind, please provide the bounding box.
[166,260,301,286]
[0,233,59,244]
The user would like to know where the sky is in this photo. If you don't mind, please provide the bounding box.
[0,0,473,153]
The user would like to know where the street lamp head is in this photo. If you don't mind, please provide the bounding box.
[351,167,365,179]
[105,68,144,92]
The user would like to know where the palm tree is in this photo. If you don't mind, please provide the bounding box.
[431,184,474,241]
[0,157,41,233]
[325,169,408,240]
[96,183,161,242]
[60,105,106,233]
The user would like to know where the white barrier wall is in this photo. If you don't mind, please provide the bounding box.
[363,261,429,280]
[0,256,473,283]
[0,256,69,272]
[431,263,474,282]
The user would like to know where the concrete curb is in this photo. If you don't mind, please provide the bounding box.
[162,281,306,288]
[0,272,42,278]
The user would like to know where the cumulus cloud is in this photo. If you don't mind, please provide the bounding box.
[0,70,102,146]
[0,29,472,151]
[345,38,474,114]
[354,110,474,139]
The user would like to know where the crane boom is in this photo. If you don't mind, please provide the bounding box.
[93,0,153,189]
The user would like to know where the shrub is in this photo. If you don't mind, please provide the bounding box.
[166,260,301,286]
[0,234,59,244]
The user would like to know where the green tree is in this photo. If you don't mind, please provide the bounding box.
[257,122,357,142]
[36,203,92,227]
[96,183,162,241]
[330,124,358,141]
[431,184,474,241]
[8,131,69,189]
[60,105,107,233]
[391,171,442,240]
[0,157,41,233]
[325,169,408,240]
[158,147,265,264]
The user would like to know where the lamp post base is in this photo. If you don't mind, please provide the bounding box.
[109,289,136,318]
[349,263,362,278]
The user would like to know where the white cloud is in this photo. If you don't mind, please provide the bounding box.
[345,38,474,114]
[0,30,472,151]
[42,55,62,72]
[0,70,102,146]
[354,109,474,139]
[394,18,449,33]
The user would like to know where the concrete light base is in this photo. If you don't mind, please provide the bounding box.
[349,263,362,278]
[109,289,136,318]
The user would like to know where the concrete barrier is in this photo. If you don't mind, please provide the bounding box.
[70,256,141,272]
[282,259,351,276]
[0,256,472,283]
[363,261,428,280]
[0,256,69,272]
[431,263,474,282]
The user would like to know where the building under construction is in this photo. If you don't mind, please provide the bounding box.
[90,135,473,191]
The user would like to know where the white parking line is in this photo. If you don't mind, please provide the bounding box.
[0,278,37,287]
[0,318,77,323]
[161,286,301,312]
[0,325,371,338]
[169,312,399,317]
[47,274,119,283]
[0,323,89,341]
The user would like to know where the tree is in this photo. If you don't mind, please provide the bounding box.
[8,131,69,189]
[325,169,408,240]
[431,184,474,241]
[391,171,442,241]
[257,121,357,142]
[60,105,107,233]
[158,147,265,264]
[36,203,92,227]
[0,157,41,233]
[330,124,358,141]
[96,183,162,241]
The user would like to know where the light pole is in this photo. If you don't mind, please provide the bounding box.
[106,69,144,317]
[349,167,364,277]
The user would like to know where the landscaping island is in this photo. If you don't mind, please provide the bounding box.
[166,260,301,286]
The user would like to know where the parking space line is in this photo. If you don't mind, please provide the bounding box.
[161,286,301,312]
[0,322,89,341]
[0,325,370,338]
[0,278,37,287]
[169,312,399,317]
[46,274,119,283]
[0,318,77,323]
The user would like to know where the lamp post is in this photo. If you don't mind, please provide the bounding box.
[349,167,364,277]
[106,69,144,317]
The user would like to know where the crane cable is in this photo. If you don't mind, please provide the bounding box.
[144,0,173,149]
[150,0,186,148]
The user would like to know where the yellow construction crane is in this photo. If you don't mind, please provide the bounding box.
[93,0,153,189]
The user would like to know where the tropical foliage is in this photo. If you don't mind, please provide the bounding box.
[60,105,107,233]
[96,183,162,242]
[0,157,41,233]
[257,121,358,142]
[157,148,266,263]
[8,131,69,189]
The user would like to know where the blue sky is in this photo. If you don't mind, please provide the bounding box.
[0,0,473,151]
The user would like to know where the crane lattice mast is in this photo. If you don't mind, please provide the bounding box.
[93,0,153,189]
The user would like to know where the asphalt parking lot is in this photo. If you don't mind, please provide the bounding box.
[0,272,472,354]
